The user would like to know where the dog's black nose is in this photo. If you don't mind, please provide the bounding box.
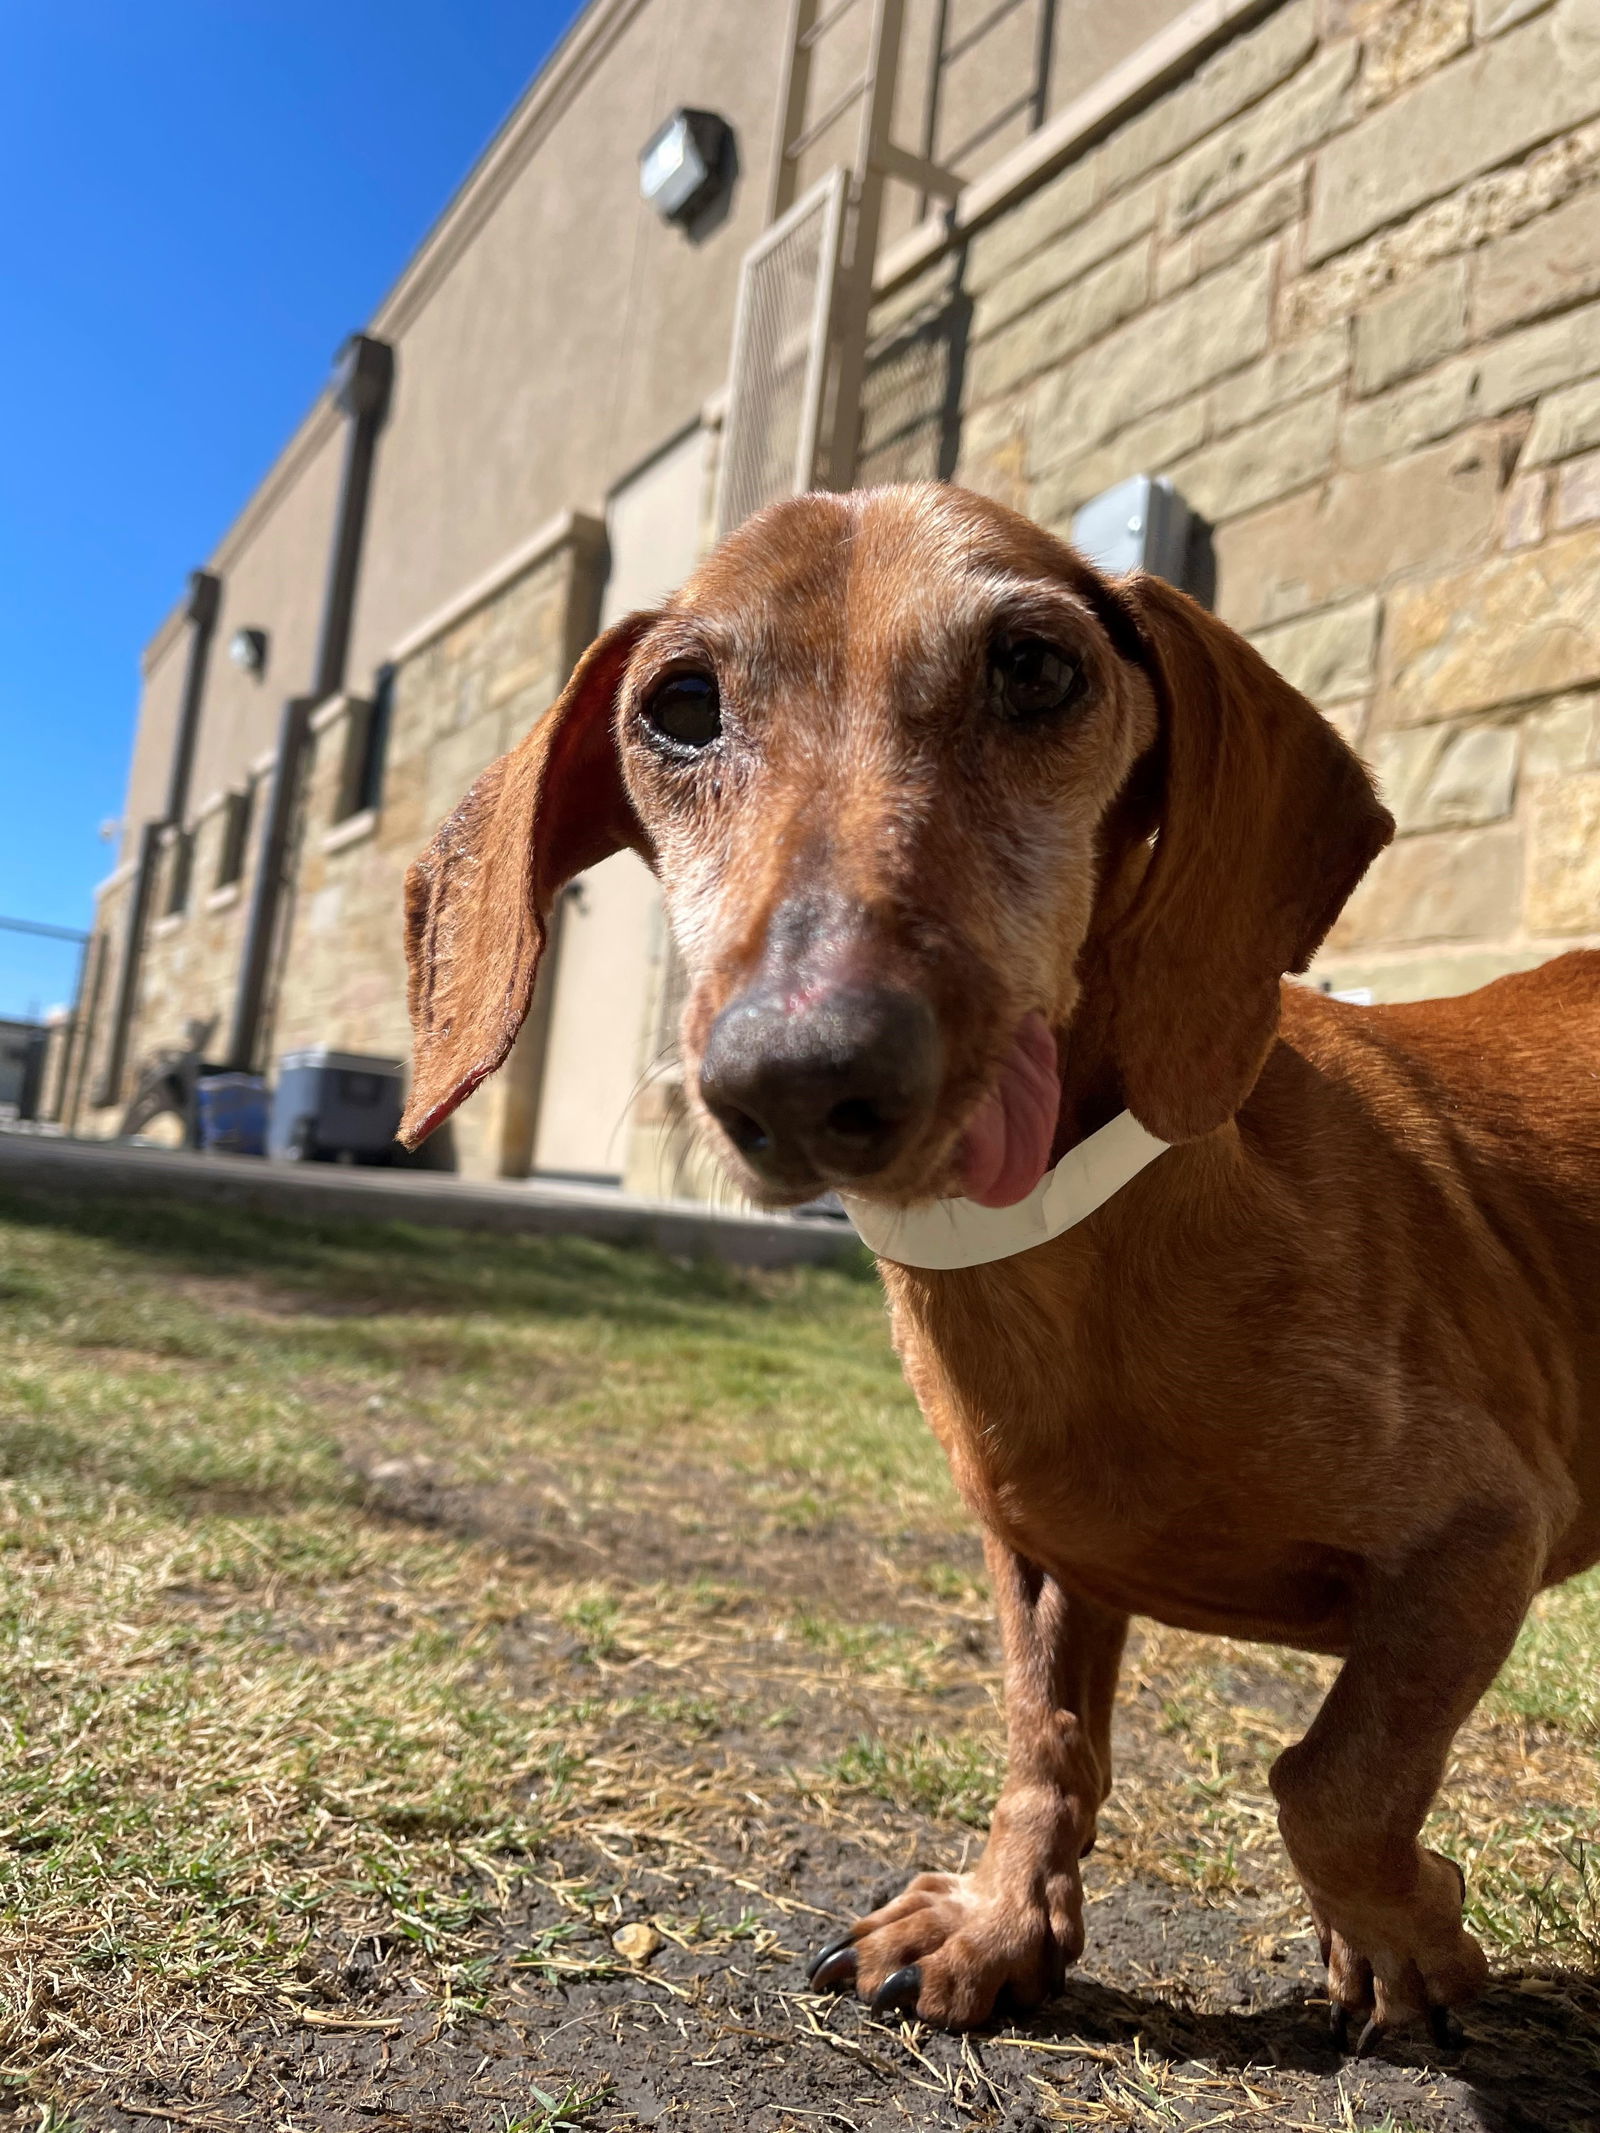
[700,984,942,1187]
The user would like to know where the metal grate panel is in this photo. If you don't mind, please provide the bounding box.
[714,168,849,537]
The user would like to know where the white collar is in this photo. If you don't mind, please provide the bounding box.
[839,1109,1169,1270]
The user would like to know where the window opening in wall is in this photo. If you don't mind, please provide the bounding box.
[215,786,254,889]
[337,663,395,821]
[356,663,395,814]
[163,828,194,917]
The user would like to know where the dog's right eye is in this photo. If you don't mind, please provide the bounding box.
[643,671,721,751]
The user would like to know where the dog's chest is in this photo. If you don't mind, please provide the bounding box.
[968,1403,1350,1643]
[896,1295,1191,1540]
[888,1279,1353,1645]
[890,1266,1189,1507]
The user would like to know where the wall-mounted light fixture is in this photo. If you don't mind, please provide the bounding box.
[228,626,269,678]
[639,108,733,226]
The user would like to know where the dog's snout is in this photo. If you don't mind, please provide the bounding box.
[700,984,942,1188]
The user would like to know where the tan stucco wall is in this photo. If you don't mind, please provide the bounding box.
[187,430,348,813]
[116,631,190,869]
[344,2,792,680]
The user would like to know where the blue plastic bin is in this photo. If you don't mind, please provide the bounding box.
[196,1073,269,1157]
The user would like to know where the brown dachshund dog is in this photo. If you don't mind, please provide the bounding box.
[399,483,1600,2051]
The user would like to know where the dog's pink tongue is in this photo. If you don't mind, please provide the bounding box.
[956,1013,1061,1208]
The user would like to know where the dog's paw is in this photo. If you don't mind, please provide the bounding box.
[1312,1849,1486,2056]
[806,1864,1084,2029]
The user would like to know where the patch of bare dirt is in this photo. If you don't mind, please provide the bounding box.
[23,1359,1599,2132]
[348,1441,984,1606]
[37,1565,1600,2133]
[49,1816,1600,2133]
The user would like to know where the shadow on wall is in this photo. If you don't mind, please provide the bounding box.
[681,122,742,248]
[857,246,1218,608]
[859,243,975,485]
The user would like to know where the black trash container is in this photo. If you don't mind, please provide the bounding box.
[269,1047,404,1163]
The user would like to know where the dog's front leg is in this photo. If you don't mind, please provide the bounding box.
[809,1532,1126,2028]
[1270,1503,1544,2053]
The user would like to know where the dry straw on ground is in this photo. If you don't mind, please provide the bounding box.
[0,1191,1595,2130]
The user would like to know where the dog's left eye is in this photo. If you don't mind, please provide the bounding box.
[987,635,1085,721]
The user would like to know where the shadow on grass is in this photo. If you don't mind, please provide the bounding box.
[0,1183,876,1335]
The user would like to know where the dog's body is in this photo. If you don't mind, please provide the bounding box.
[399,484,1600,2048]
[904,965,1600,1654]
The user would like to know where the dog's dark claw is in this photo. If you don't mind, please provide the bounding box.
[1329,2003,1351,2051]
[808,1938,858,1993]
[806,1933,854,1982]
[1428,2005,1466,2051]
[870,1964,923,2019]
[1354,2016,1384,2060]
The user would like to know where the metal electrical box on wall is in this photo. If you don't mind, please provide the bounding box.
[1071,476,1198,592]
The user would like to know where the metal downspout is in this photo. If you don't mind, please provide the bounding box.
[311,335,395,701]
[90,569,221,1108]
[225,333,394,1072]
[63,927,107,1132]
[165,569,221,823]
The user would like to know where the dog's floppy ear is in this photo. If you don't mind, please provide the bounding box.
[399,613,655,1148]
[1106,574,1393,1143]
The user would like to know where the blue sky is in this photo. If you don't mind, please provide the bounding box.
[0,2,581,1018]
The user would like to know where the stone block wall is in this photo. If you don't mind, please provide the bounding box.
[75,788,269,1138]
[862,0,1600,1000]
[72,518,605,1172]
[72,872,134,1133]
[264,516,606,1179]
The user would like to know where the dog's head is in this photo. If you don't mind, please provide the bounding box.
[400,484,1391,1207]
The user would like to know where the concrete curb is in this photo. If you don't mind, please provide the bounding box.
[0,1131,863,1270]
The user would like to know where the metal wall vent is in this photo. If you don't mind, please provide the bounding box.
[713,168,848,538]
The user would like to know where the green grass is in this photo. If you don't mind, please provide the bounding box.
[501,2083,611,2133]
[1490,1577,1600,1738]
[1,1181,1598,2102]
[0,1190,945,2049]
[0,1190,936,1538]
[826,1727,1003,1826]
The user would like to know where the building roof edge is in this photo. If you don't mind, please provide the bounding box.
[138,0,643,673]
